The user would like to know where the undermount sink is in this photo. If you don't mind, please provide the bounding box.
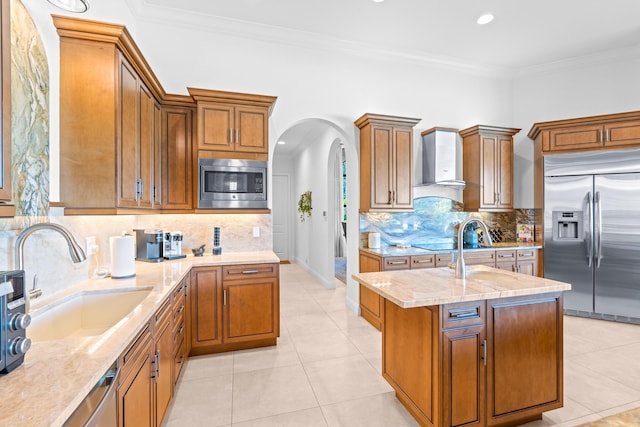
[29,288,153,342]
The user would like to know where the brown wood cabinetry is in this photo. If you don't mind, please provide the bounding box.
[492,249,539,276]
[161,106,193,210]
[190,263,280,355]
[460,125,520,212]
[382,292,563,427]
[356,114,421,212]
[0,0,14,216]
[189,88,277,161]
[153,298,173,426]
[172,275,189,383]
[118,324,154,427]
[529,111,640,154]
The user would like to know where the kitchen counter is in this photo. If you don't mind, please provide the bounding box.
[359,241,542,257]
[353,264,570,308]
[0,252,279,427]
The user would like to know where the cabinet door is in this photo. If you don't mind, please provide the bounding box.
[152,102,162,207]
[154,315,173,426]
[497,135,513,209]
[118,56,140,208]
[548,124,603,152]
[223,277,279,343]
[495,250,516,272]
[371,125,394,209]
[487,295,563,425]
[119,333,154,427]
[0,0,12,206]
[604,119,640,148]
[480,135,499,209]
[359,252,383,330]
[138,84,156,208]
[162,106,193,209]
[199,103,234,151]
[442,325,486,427]
[235,106,269,153]
[516,250,538,276]
[190,267,222,349]
[393,127,413,209]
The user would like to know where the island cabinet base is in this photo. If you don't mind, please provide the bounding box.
[382,293,564,427]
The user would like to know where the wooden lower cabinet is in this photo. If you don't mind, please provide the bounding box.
[118,325,154,427]
[153,298,173,426]
[190,263,280,355]
[382,292,563,427]
[495,249,539,276]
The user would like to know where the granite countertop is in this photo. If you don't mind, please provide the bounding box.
[360,241,543,257]
[0,251,279,427]
[352,264,571,308]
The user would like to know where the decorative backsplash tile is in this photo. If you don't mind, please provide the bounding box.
[360,196,538,248]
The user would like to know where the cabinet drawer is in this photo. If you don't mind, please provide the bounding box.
[441,301,486,329]
[120,322,152,384]
[173,318,186,348]
[382,256,410,271]
[435,253,454,268]
[496,250,516,261]
[464,250,495,266]
[173,338,186,384]
[516,249,537,260]
[154,297,172,331]
[410,255,435,269]
[223,263,278,281]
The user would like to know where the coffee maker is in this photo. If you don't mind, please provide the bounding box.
[163,231,186,260]
[134,229,164,262]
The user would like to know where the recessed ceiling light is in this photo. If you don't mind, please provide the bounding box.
[277,141,286,145]
[46,0,90,13]
[477,13,494,25]
[372,0,385,3]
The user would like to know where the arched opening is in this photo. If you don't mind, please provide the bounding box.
[271,118,360,312]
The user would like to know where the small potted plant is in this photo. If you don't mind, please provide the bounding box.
[297,191,312,222]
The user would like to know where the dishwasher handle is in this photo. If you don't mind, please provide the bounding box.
[63,362,120,427]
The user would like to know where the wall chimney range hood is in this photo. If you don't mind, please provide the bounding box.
[420,127,466,189]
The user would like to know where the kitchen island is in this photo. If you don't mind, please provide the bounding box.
[352,264,571,427]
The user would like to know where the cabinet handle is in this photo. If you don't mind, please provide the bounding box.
[223,289,227,306]
[482,340,487,366]
[242,269,260,274]
[599,130,604,142]
[177,304,185,314]
[498,253,514,259]
[413,259,433,264]
[156,350,160,378]
[449,309,479,319]
[178,325,184,336]
[388,191,392,204]
[387,260,408,265]
[235,128,239,144]
[229,128,233,143]
[606,129,610,142]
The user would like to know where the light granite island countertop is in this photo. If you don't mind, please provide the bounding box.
[0,251,280,427]
[352,265,572,427]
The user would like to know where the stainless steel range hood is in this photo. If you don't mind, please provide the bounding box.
[419,127,466,189]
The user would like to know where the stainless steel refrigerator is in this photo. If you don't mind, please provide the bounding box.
[544,149,640,322]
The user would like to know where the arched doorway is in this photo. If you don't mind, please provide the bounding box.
[271,118,359,311]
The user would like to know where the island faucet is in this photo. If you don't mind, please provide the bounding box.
[15,222,87,303]
[456,217,493,279]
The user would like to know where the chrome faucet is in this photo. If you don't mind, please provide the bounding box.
[456,217,493,279]
[15,222,87,302]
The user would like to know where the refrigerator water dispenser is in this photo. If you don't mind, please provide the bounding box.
[552,211,583,241]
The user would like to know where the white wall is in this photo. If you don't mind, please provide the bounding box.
[512,48,640,207]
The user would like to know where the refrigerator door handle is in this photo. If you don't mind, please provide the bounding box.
[586,191,593,267]
[595,191,603,268]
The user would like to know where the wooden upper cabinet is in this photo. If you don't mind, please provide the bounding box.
[356,113,421,212]
[189,88,277,161]
[460,125,520,212]
[54,15,198,214]
[0,0,14,216]
[529,110,640,154]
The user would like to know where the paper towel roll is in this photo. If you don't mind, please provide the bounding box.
[110,235,136,279]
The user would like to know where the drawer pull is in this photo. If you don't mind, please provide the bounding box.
[498,253,514,258]
[178,325,184,336]
[241,269,260,274]
[176,305,185,314]
[449,309,479,319]
[519,252,534,257]
[387,261,408,265]
[413,259,433,264]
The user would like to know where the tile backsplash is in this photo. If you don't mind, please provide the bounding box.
[360,196,538,248]
[0,213,272,298]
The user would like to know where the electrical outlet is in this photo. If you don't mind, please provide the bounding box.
[253,226,260,237]
[86,236,98,255]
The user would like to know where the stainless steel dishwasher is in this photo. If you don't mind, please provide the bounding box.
[63,361,119,426]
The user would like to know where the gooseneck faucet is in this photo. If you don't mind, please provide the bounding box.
[456,217,493,279]
[15,222,87,302]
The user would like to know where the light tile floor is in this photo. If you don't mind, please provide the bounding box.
[163,263,640,427]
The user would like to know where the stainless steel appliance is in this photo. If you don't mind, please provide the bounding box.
[1,270,31,374]
[420,127,466,188]
[134,229,164,262]
[164,231,186,260]
[63,361,119,426]
[544,149,640,323]
[198,158,267,209]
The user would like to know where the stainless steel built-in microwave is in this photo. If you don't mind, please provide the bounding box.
[198,158,267,209]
